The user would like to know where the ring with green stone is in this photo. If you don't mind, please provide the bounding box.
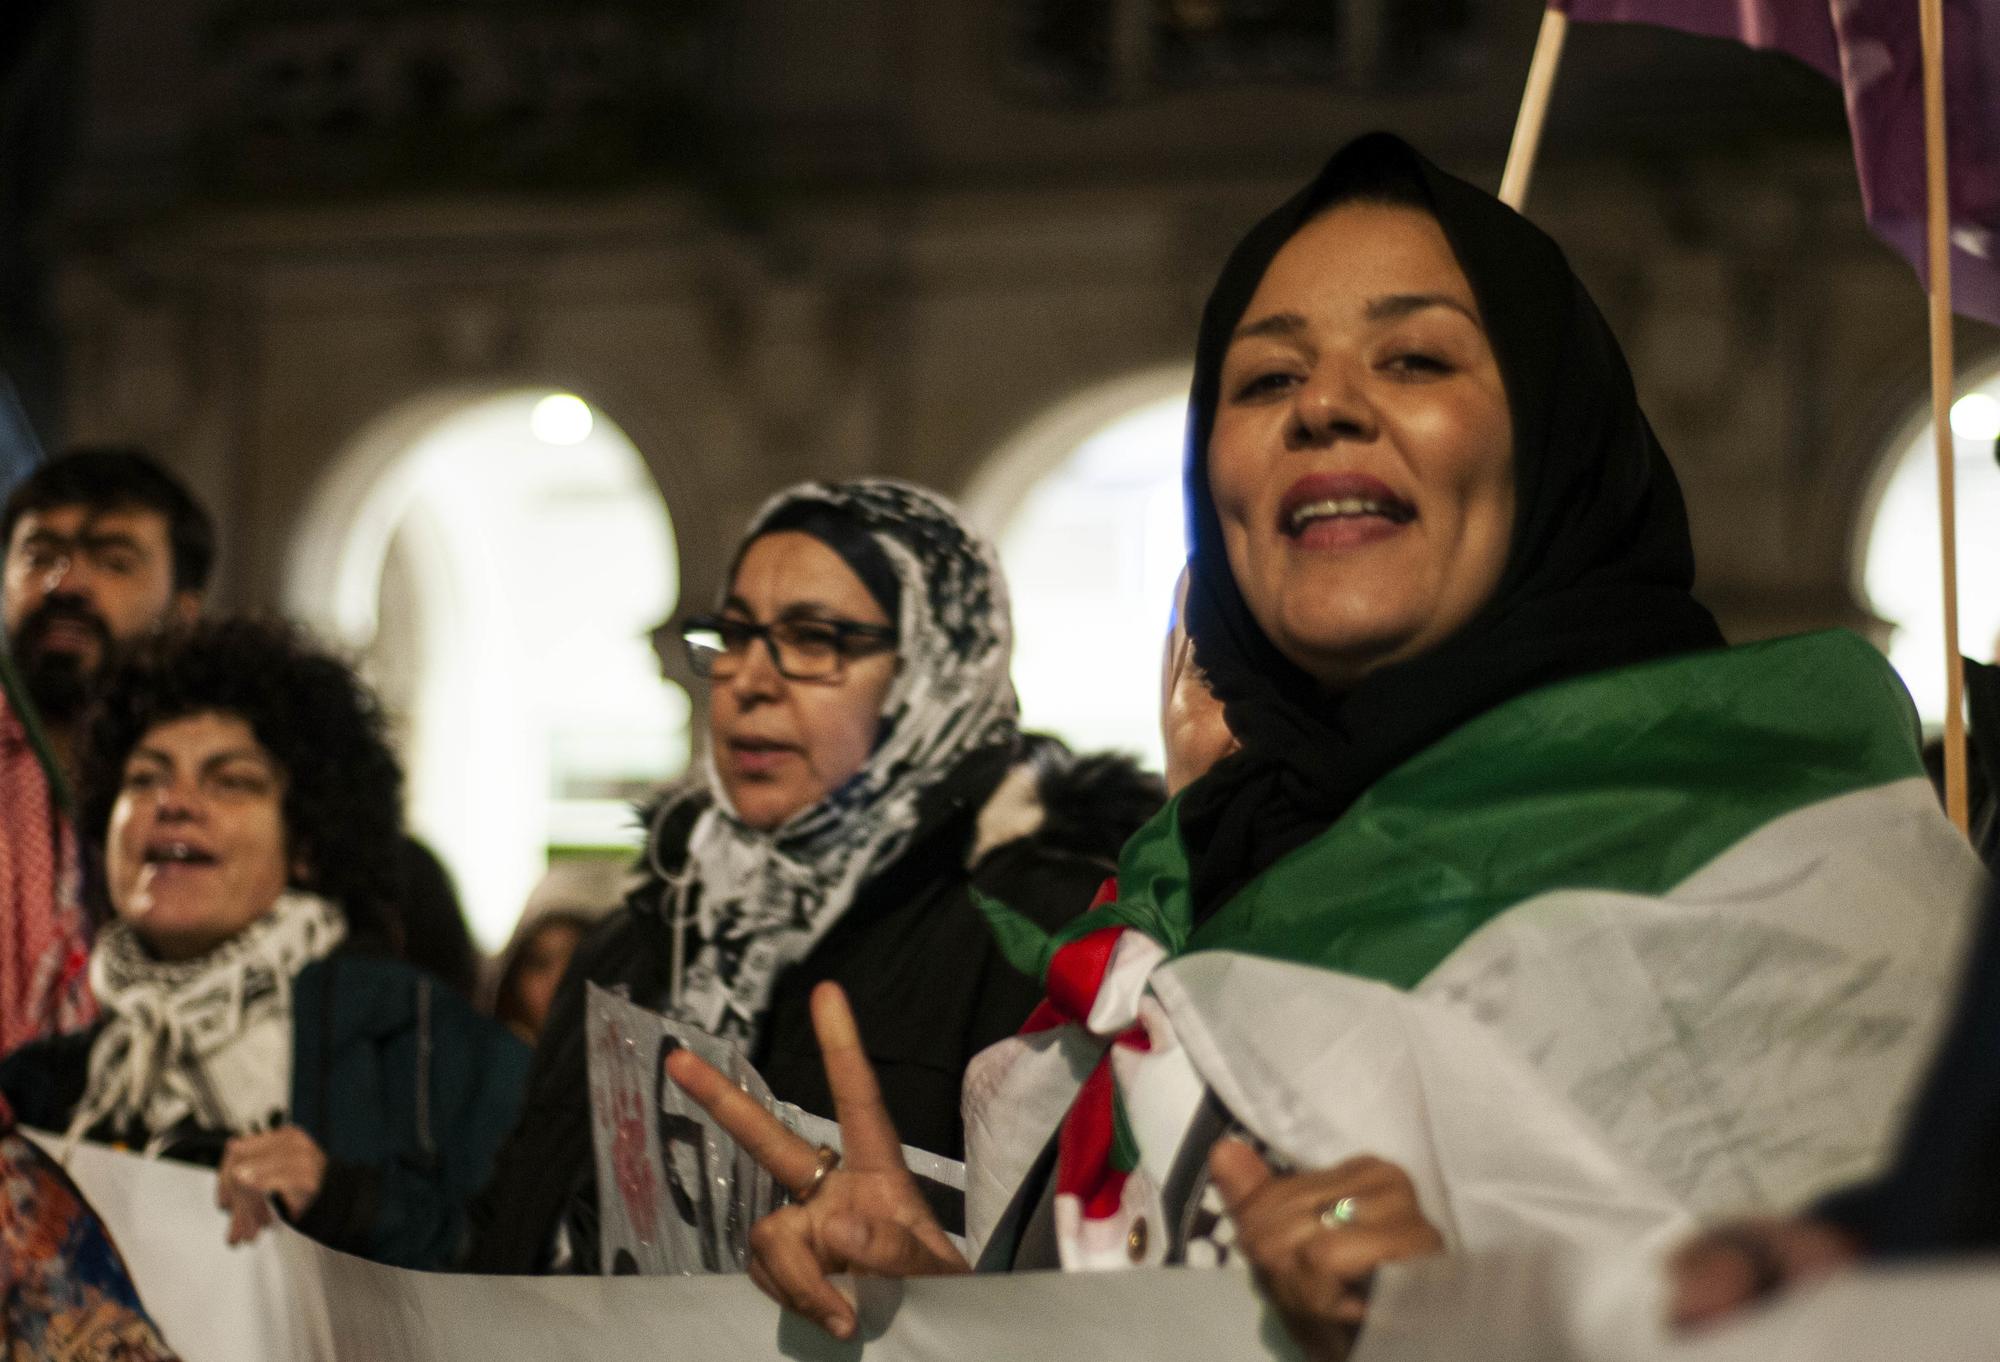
[1317,1195,1359,1230]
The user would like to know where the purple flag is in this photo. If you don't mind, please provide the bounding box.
[1555,0,2000,326]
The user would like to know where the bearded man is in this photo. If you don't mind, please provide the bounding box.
[0,448,210,1053]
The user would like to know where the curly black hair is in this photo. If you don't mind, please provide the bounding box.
[77,617,405,944]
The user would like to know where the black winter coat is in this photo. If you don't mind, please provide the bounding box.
[467,737,1160,1274]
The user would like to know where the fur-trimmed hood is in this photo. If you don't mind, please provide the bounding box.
[968,734,1163,869]
[636,734,1162,891]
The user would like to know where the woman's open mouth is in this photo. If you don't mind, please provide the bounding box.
[143,841,219,870]
[1279,474,1417,550]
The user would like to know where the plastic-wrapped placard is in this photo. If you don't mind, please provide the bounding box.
[773,1103,969,1249]
[585,983,966,1276]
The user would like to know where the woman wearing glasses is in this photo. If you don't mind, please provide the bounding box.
[467,478,1162,1274]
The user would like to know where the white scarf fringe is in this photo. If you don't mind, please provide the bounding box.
[66,891,347,1156]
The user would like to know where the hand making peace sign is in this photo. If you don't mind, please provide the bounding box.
[665,982,972,1340]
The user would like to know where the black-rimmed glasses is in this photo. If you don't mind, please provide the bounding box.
[680,613,898,682]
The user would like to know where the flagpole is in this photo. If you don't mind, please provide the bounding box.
[1500,9,1569,210]
[1919,0,1970,833]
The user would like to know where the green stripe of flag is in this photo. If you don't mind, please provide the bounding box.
[1066,631,1924,990]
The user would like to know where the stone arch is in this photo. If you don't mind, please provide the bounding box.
[1854,355,2000,724]
[286,384,684,948]
[963,364,1192,770]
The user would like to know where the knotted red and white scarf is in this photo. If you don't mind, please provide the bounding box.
[1017,878,1196,1271]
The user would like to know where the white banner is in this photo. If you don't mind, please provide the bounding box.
[33,1130,1281,1362]
[32,1131,297,1361]
[27,1130,2000,1362]
[1355,1248,2000,1362]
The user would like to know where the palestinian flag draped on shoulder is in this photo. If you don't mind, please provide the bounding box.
[966,632,1984,1266]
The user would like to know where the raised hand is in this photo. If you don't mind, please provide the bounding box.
[216,1126,329,1246]
[1207,1141,1444,1362]
[665,982,970,1340]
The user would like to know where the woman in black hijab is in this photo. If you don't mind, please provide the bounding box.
[664,133,1975,1359]
[1177,129,1722,918]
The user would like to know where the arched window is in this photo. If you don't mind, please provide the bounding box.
[1861,370,2000,725]
[290,389,684,948]
[967,368,1191,771]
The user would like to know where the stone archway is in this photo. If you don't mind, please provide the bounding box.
[1856,359,2000,726]
[287,386,684,948]
[963,364,1191,770]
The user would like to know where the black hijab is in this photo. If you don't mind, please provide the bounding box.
[1179,132,1724,920]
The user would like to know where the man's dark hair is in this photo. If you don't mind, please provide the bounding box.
[77,617,406,946]
[2,447,215,593]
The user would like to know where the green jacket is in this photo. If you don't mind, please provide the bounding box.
[288,954,530,1268]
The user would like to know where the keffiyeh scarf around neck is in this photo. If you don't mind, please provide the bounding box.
[66,892,346,1152]
[659,479,1019,1046]
[0,690,96,1055]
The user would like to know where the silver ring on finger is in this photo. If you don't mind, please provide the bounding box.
[1317,1195,1359,1231]
[797,1144,842,1205]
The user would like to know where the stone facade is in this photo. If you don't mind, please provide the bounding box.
[37,0,1998,646]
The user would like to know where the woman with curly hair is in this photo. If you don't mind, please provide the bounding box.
[0,618,529,1270]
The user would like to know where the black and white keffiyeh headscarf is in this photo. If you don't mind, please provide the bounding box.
[66,891,347,1153]
[659,479,1020,1045]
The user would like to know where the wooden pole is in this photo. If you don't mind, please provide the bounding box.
[1500,9,1570,210]
[1919,0,1970,833]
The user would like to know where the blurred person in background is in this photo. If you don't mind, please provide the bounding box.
[0,619,528,1269]
[0,448,212,1056]
[395,836,481,1002]
[489,858,626,1044]
[492,916,590,1048]
[2,449,212,784]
